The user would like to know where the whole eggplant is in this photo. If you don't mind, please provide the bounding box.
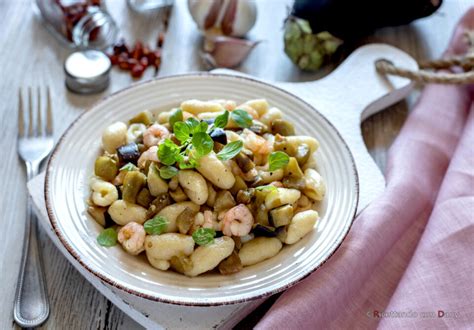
[285,0,443,70]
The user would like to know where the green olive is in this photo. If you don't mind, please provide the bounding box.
[146,193,171,218]
[269,204,294,227]
[122,171,147,203]
[129,110,154,126]
[170,254,193,274]
[295,143,311,166]
[136,188,153,208]
[284,157,304,179]
[272,119,295,136]
[94,156,118,182]
[218,251,243,275]
[176,207,197,234]
[230,176,248,196]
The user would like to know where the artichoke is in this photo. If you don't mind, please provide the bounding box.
[284,16,343,71]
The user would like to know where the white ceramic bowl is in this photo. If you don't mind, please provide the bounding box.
[45,73,358,306]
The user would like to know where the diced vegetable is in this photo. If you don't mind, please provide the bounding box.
[136,188,153,208]
[284,157,304,179]
[271,119,295,136]
[252,224,276,237]
[129,110,154,125]
[176,207,198,234]
[94,156,118,182]
[295,143,311,166]
[218,251,243,275]
[122,170,147,203]
[117,142,141,164]
[209,128,227,145]
[269,204,293,227]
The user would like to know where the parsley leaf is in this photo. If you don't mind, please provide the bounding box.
[158,139,181,165]
[192,228,216,246]
[159,166,178,179]
[97,228,117,247]
[216,140,243,161]
[231,109,253,128]
[144,215,168,235]
[268,151,290,171]
[214,111,229,129]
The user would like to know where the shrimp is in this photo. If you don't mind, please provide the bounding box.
[203,210,220,231]
[222,204,254,237]
[118,222,146,255]
[137,145,158,168]
[241,129,272,156]
[143,123,170,148]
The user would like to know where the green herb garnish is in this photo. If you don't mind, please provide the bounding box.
[214,110,229,129]
[192,132,214,157]
[120,163,138,171]
[169,108,183,129]
[144,215,168,235]
[192,228,216,246]
[255,185,278,192]
[216,140,243,161]
[158,139,182,166]
[97,228,117,247]
[268,151,290,171]
[159,166,178,179]
[231,109,253,128]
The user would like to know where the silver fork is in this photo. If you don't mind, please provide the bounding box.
[14,87,53,327]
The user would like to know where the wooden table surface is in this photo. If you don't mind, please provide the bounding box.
[0,0,471,329]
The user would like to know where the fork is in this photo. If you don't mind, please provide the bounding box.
[14,87,53,327]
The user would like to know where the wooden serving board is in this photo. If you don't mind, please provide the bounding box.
[29,44,417,329]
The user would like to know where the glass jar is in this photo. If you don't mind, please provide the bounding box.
[127,0,174,13]
[35,0,118,49]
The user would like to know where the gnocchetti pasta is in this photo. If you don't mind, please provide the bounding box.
[88,98,326,277]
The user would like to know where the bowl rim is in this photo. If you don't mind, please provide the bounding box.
[44,72,359,306]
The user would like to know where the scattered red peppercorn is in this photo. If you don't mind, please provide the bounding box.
[107,34,164,79]
[131,64,145,78]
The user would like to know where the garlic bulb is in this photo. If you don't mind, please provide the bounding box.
[188,0,257,37]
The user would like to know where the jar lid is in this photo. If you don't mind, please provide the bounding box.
[64,50,111,94]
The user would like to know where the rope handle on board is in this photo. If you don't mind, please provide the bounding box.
[376,31,474,84]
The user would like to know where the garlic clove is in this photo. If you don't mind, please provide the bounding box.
[201,35,260,68]
[188,0,257,38]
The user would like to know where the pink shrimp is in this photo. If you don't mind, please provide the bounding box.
[118,222,146,255]
[222,204,254,237]
[241,129,272,155]
[143,123,170,147]
[137,145,158,168]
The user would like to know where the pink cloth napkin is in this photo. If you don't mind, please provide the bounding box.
[256,8,474,330]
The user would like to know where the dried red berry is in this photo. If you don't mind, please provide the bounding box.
[131,41,143,59]
[157,32,165,48]
[140,57,149,67]
[109,54,119,65]
[131,64,145,78]
[113,40,129,55]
